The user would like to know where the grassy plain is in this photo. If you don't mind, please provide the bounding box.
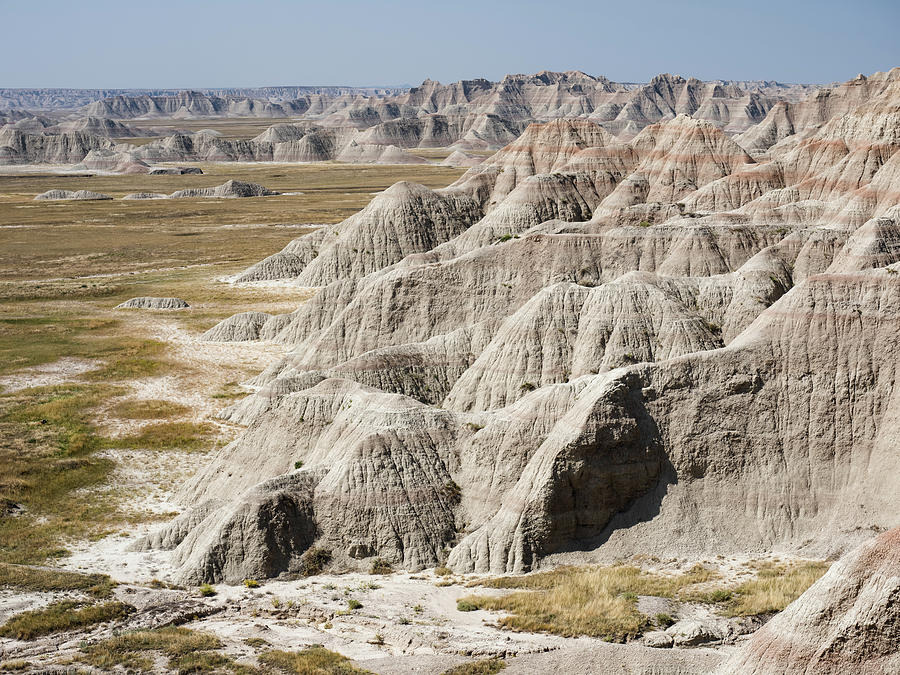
[0,161,464,567]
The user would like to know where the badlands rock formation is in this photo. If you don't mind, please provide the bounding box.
[34,189,111,201]
[167,179,278,199]
[718,526,900,674]
[141,68,900,584]
[116,297,190,310]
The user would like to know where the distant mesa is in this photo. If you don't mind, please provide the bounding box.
[34,189,111,201]
[168,179,279,198]
[120,180,279,201]
[148,166,204,175]
[116,297,190,310]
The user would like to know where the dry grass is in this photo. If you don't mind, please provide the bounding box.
[0,162,463,567]
[108,399,191,420]
[441,660,506,675]
[0,563,116,598]
[78,626,259,673]
[0,600,133,639]
[463,564,717,641]
[259,647,371,674]
[0,163,464,281]
[727,561,829,615]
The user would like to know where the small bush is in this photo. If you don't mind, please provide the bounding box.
[298,547,332,577]
[244,636,270,648]
[457,599,479,612]
[293,460,304,469]
[369,558,393,575]
[519,381,536,392]
[198,583,217,597]
[655,612,676,628]
[435,566,453,577]
[243,579,260,589]
[347,598,363,610]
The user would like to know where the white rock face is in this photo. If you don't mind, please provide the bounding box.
[116,297,189,310]
[143,69,900,585]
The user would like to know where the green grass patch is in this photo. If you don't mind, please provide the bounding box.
[108,399,190,420]
[103,421,215,451]
[259,647,371,674]
[0,600,133,640]
[0,563,115,598]
[0,383,122,563]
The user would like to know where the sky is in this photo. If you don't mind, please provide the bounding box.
[1,0,897,88]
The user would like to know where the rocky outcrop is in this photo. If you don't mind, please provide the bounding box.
[34,189,111,200]
[718,527,900,674]
[147,69,900,584]
[116,297,190,310]
[168,180,279,199]
[148,166,203,175]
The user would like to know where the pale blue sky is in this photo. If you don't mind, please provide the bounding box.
[1,0,897,88]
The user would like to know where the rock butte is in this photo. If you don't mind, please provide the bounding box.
[131,71,900,650]
[0,71,825,171]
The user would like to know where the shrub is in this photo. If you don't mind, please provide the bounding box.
[243,579,260,588]
[299,547,332,576]
[198,583,217,597]
[293,460,303,469]
[457,599,479,612]
[655,612,676,628]
[347,598,362,610]
[369,558,393,575]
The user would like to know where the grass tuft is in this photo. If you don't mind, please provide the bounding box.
[0,563,116,598]
[727,562,828,616]
[441,659,506,675]
[0,600,133,640]
[259,647,371,674]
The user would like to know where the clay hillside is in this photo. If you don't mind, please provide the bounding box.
[0,72,821,169]
[136,67,900,593]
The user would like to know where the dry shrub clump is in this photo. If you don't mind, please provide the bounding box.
[727,561,829,615]
[462,564,717,641]
[259,647,371,674]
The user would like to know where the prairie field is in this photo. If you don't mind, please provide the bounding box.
[0,162,464,566]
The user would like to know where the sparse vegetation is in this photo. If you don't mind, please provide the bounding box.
[369,558,393,575]
[199,583,217,597]
[293,460,304,469]
[463,564,716,640]
[347,598,363,610]
[299,547,332,576]
[441,659,506,675]
[727,562,828,615]
[435,566,453,576]
[655,612,676,627]
[0,563,115,598]
[456,599,479,612]
[77,626,244,672]
[243,578,260,588]
[0,600,133,640]
[259,647,371,674]
[519,381,536,392]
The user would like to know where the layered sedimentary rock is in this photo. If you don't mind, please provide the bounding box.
[167,179,278,199]
[34,189,111,200]
[142,69,900,584]
[718,527,900,674]
[116,297,190,310]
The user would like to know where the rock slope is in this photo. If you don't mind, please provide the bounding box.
[139,68,900,584]
[717,527,900,674]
